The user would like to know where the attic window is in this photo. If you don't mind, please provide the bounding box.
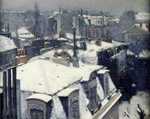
[30,109,44,119]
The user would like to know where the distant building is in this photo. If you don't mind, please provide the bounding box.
[82,15,119,26]
[0,35,18,119]
[135,12,150,32]
[13,27,35,48]
[79,14,119,40]
[122,25,149,55]
[122,25,150,91]
[13,27,45,62]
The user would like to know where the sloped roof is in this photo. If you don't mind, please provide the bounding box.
[0,35,16,52]
[136,12,150,23]
[58,87,78,97]
[79,41,114,64]
[17,59,82,95]
[27,94,52,103]
[17,59,101,95]
[17,27,34,39]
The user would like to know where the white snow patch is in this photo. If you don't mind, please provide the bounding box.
[107,73,116,93]
[0,35,16,52]
[27,94,52,103]
[79,84,92,119]
[139,50,150,58]
[96,77,105,101]
[17,59,82,95]
[17,27,34,39]
[50,96,67,119]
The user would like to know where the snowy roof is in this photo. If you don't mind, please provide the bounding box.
[97,69,109,74]
[112,40,127,47]
[127,50,135,56]
[79,63,102,81]
[27,94,52,103]
[17,27,34,39]
[79,41,114,64]
[135,12,150,22]
[88,41,114,51]
[17,58,103,95]
[58,37,68,41]
[58,87,78,97]
[139,50,150,58]
[0,35,16,52]
[66,33,81,40]
[17,59,82,95]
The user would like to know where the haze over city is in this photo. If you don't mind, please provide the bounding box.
[2,0,149,14]
[0,0,150,119]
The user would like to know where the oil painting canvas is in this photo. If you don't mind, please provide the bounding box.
[0,0,150,119]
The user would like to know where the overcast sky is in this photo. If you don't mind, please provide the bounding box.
[2,0,149,13]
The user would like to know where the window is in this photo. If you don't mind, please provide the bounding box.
[99,74,109,97]
[30,109,44,119]
[82,80,99,113]
[88,87,97,112]
[70,100,79,119]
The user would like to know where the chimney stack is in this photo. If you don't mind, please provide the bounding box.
[72,17,79,67]
[57,8,62,35]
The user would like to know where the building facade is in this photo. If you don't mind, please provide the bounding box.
[0,35,17,119]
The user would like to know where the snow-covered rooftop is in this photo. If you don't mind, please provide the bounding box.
[30,40,122,66]
[57,87,78,97]
[136,12,150,22]
[79,41,114,64]
[0,35,16,52]
[17,59,102,95]
[87,41,114,51]
[17,59,81,95]
[66,33,81,40]
[17,27,34,39]
[97,69,109,74]
[27,94,52,103]
[139,50,150,58]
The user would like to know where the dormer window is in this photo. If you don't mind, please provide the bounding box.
[30,109,44,119]
[59,88,80,119]
[81,78,99,114]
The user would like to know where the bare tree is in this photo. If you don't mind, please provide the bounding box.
[137,104,146,119]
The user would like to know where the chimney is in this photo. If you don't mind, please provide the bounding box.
[57,8,62,35]
[80,9,83,16]
[78,9,87,50]
[95,39,102,46]
[72,17,79,67]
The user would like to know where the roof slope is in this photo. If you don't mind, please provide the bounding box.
[17,59,101,95]
[0,35,16,52]
[17,59,82,95]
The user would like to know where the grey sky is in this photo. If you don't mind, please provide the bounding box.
[2,0,149,13]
